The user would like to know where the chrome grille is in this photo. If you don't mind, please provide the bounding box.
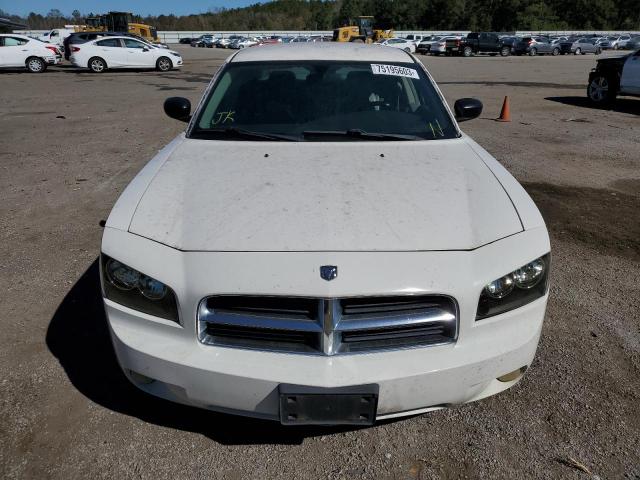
[198,295,458,355]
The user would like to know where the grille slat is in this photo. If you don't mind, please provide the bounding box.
[341,324,446,343]
[198,295,457,355]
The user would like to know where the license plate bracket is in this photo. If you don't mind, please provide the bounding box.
[278,384,379,426]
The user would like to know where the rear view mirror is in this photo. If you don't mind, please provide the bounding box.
[164,97,191,122]
[454,98,483,122]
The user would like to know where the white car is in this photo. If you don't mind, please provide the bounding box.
[432,36,463,55]
[230,37,259,49]
[0,34,59,72]
[69,36,182,73]
[378,38,417,53]
[101,43,550,425]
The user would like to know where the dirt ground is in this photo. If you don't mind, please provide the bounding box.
[1,46,639,479]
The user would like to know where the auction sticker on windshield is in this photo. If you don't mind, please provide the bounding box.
[370,64,419,79]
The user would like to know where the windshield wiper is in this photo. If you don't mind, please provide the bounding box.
[302,129,419,141]
[193,127,298,141]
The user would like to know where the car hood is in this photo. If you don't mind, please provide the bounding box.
[128,138,523,252]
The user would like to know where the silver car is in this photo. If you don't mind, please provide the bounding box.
[572,38,601,55]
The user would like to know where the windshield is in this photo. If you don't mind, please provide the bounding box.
[192,60,457,141]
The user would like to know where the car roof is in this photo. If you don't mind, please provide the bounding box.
[229,43,414,63]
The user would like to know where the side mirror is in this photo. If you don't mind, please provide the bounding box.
[454,98,483,122]
[164,97,191,122]
[142,47,149,52]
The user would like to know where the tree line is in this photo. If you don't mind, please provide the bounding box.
[2,0,639,32]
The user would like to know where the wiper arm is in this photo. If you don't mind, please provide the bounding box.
[194,127,298,141]
[302,129,418,141]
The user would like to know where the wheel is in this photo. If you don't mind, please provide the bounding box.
[156,56,172,72]
[25,56,46,73]
[574,48,581,55]
[403,47,410,52]
[351,38,365,43]
[552,47,560,56]
[529,47,537,56]
[595,47,602,55]
[88,56,106,73]
[613,44,618,50]
[587,74,617,106]
[500,46,510,56]
[463,46,473,57]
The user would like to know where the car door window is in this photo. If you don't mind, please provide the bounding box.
[123,39,147,49]
[4,37,28,46]
[96,38,122,47]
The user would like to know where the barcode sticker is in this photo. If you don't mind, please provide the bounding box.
[370,64,419,79]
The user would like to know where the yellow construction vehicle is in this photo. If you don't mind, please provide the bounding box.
[332,16,394,43]
[82,12,159,44]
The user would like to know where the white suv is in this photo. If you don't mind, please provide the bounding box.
[101,43,550,426]
[0,34,59,72]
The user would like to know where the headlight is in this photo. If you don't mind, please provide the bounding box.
[476,254,550,320]
[101,255,179,322]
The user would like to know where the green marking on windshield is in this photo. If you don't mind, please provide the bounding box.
[212,110,235,126]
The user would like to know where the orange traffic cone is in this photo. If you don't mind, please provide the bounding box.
[496,96,511,122]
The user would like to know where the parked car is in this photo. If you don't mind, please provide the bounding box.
[572,38,601,55]
[500,35,520,54]
[444,37,465,55]
[179,37,193,44]
[625,37,640,51]
[69,36,182,73]
[104,43,551,425]
[230,37,259,49]
[458,32,512,57]
[594,37,612,49]
[378,37,416,53]
[612,34,632,49]
[0,34,59,72]
[404,34,426,45]
[514,36,560,56]
[416,35,444,54]
[216,36,242,48]
[64,31,129,60]
[587,49,640,105]
[431,36,462,55]
[191,35,214,47]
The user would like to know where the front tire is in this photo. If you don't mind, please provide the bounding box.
[26,56,46,73]
[529,47,537,56]
[552,47,560,56]
[463,46,473,57]
[587,74,617,106]
[88,56,106,73]
[500,46,510,56]
[574,48,581,55]
[595,47,602,55]
[156,56,173,72]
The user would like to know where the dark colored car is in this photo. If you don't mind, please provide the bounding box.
[458,32,513,57]
[179,37,193,44]
[63,31,129,60]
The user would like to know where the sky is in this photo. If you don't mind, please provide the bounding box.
[0,0,261,17]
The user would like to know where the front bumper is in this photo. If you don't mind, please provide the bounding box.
[102,226,550,421]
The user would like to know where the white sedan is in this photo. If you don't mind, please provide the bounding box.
[69,36,182,73]
[378,37,417,53]
[0,34,59,72]
[101,43,550,425]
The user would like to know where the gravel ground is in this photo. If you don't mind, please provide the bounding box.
[0,46,639,479]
